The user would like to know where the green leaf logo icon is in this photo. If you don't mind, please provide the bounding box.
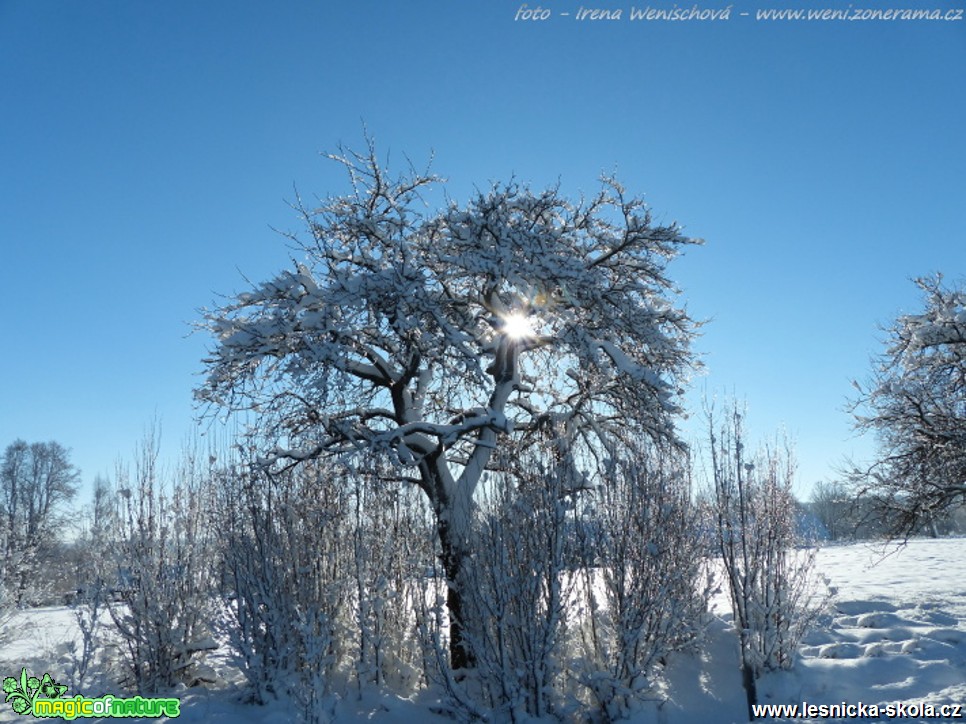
[3,668,68,716]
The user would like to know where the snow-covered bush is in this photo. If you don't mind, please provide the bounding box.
[575,443,711,721]
[708,404,826,719]
[458,439,576,722]
[216,446,444,722]
[428,432,710,722]
[108,431,218,694]
[64,476,118,690]
[216,458,353,718]
[0,557,12,651]
[349,464,433,694]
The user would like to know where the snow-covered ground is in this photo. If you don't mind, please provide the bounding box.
[660,538,966,724]
[1,538,964,723]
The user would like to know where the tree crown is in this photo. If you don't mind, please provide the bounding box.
[197,146,701,494]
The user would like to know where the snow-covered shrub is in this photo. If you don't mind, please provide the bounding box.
[108,431,218,694]
[458,440,576,722]
[216,459,353,716]
[574,443,711,721]
[0,549,12,650]
[216,446,441,721]
[64,476,118,690]
[0,516,12,629]
[708,404,826,718]
[349,465,433,694]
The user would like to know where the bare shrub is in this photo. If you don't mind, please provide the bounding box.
[349,464,433,695]
[708,404,826,719]
[575,443,711,721]
[109,430,218,693]
[459,439,576,722]
[216,458,352,720]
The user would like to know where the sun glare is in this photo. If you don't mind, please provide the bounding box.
[502,312,535,340]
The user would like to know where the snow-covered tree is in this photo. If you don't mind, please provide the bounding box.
[0,440,79,606]
[809,480,854,541]
[848,275,966,537]
[196,142,700,669]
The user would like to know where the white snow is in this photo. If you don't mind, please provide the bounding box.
[1,538,964,723]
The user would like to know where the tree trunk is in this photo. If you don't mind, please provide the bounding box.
[740,634,758,721]
[438,517,476,672]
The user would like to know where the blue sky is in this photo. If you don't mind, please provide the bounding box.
[2,0,964,500]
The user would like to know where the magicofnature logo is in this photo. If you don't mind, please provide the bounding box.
[3,667,180,719]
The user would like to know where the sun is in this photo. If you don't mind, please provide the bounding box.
[501,311,535,340]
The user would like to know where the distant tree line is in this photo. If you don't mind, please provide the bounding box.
[808,480,966,542]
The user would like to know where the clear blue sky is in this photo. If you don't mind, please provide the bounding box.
[2,0,964,501]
